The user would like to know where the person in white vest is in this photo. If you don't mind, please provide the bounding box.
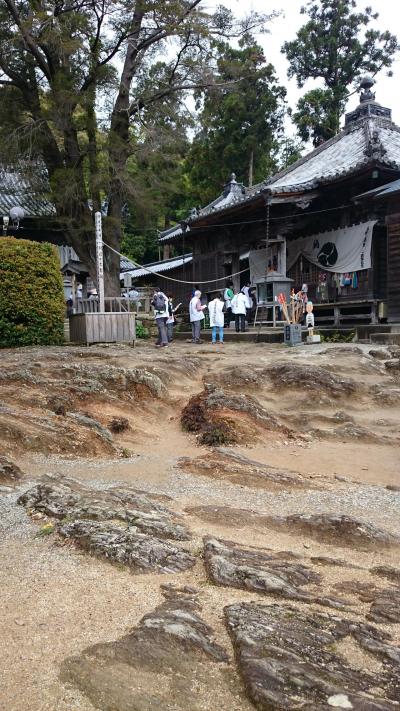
[231,288,247,332]
[189,289,206,343]
[208,292,225,344]
[241,281,253,322]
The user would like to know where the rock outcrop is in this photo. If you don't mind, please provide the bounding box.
[204,537,351,610]
[265,513,400,550]
[19,477,195,573]
[371,565,400,584]
[265,362,357,397]
[0,455,24,486]
[179,449,313,489]
[60,589,246,711]
[225,602,400,710]
[0,353,166,456]
[59,519,196,573]
[181,384,292,445]
[334,580,400,624]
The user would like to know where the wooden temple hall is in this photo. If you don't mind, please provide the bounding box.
[159,76,400,327]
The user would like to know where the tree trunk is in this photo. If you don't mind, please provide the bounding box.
[248,149,254,187]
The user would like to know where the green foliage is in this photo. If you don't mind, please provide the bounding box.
[282,0,399,145]
[292,88,343,145]
[135,322,149,339]
[319,330,355,343]
[186,35,286,204]
[0,2,272,292]
[36,523,55,537]
[0,238,65,347]
[121,227,160,265]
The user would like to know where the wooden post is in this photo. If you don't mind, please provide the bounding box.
[334,305,340,326]
[71,274,77,314]
[95,211,105,313]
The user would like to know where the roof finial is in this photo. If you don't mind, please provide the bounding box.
[359,75,375,103]
[230,172,237,182]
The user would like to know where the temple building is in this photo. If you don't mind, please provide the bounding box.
[159,76,400,326]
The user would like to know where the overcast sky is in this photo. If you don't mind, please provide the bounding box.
[213,0,400,135]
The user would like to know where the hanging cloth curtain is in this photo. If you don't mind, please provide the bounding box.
[287,221,376,273]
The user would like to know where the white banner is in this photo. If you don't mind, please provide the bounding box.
[286,221,376,273]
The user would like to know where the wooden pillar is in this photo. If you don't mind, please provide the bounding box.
[71,274,77,313]
[386,213,400,321]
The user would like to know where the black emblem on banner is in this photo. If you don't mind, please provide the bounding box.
[317,242,338,267]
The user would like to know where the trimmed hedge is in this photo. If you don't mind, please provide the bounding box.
[0,238,65,347]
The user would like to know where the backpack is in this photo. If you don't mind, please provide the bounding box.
[152,292,166,312]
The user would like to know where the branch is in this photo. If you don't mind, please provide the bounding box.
[129,78,242,117]
[3,0,51,81]
[129,1,203,57]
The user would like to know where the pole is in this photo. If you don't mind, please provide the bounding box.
[95,211,105,313]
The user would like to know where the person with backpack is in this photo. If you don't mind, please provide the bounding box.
[208,292,225,344]
[151,289,169,348]
[189,289,206,343]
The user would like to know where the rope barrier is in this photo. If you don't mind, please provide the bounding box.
[102,202,352,286]
[103,240,250,285]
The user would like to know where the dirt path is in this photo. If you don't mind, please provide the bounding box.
[1,341,399,711]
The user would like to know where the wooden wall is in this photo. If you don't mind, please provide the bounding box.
[386,211,400,321]
[69,313,136,344]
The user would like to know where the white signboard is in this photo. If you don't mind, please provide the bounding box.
[95,211,105,312]
[123,273,132,288]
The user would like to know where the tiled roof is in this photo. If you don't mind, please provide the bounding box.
[0,164,55,217]
[158,223,187,243]
[120,253,192,279]
[159,174,246,242]
[265,117,400,193]
[159,92,400,242]
[354,177,400,201]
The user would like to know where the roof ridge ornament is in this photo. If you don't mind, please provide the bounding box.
[359,75,375,103]
[345,75,392,126]
[223,171,245,197]
[364,127,387,160]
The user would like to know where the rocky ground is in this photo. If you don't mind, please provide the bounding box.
[0,339,399,711]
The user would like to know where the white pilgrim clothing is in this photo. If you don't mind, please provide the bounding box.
[208,298,224,328]
[241,286,252,309]
[189,295,205,322]
[231,292,247,315]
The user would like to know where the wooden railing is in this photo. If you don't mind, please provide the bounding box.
[75,288,153,315]
[77,297,143,314]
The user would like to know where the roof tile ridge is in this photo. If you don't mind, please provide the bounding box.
[376,117,400,134]
[265,127,352,187]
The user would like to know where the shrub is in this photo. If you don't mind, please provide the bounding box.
[0,238,65,347]
[135,321,149,339]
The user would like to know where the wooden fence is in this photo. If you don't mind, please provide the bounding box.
[69,312,136,345]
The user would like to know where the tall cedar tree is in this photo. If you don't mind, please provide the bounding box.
[0,2,271,294]
[186,35,286,206]
[120,65,193,265]
[282,0,399,146]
